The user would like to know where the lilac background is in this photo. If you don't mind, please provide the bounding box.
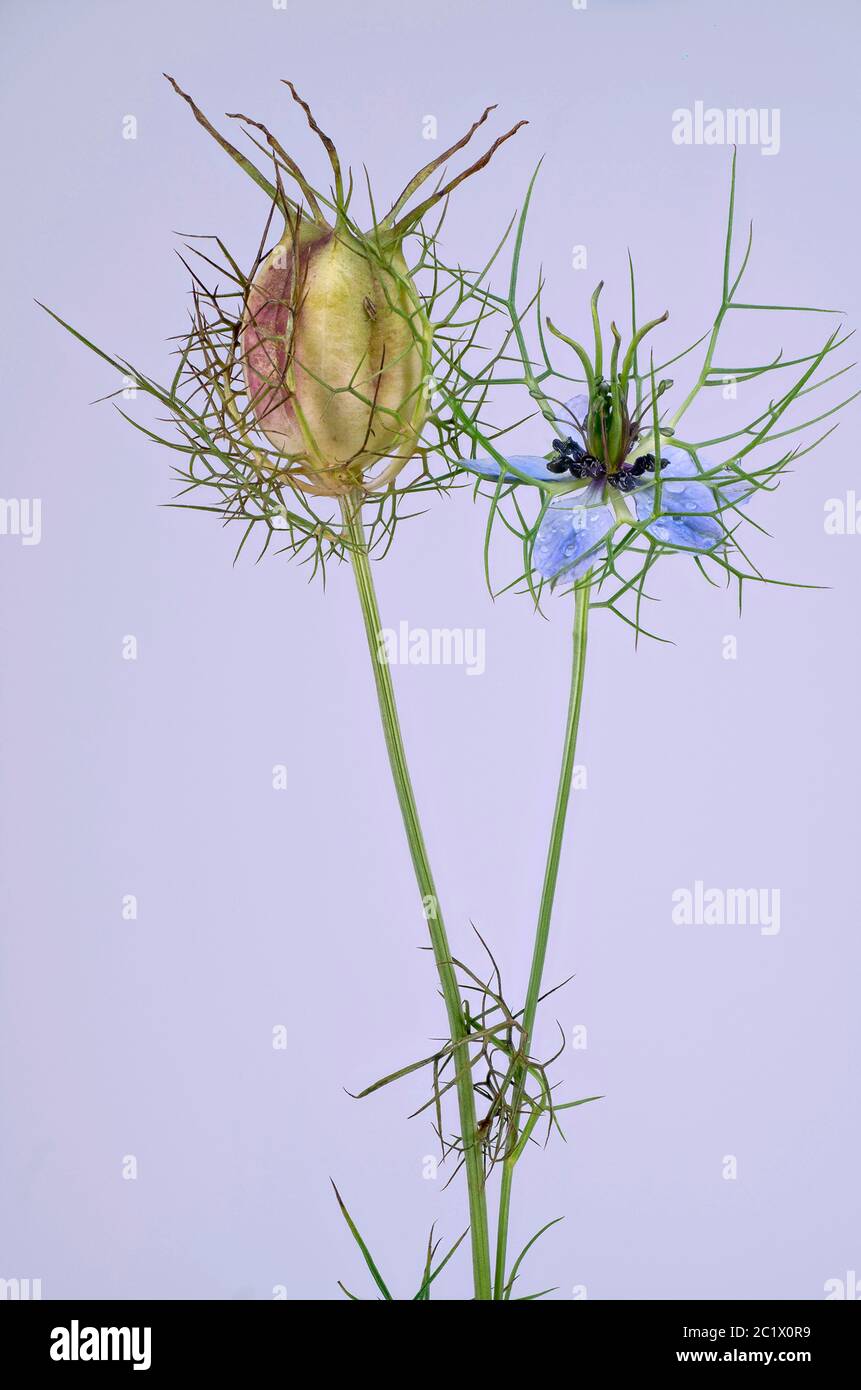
[2,0,859,1301]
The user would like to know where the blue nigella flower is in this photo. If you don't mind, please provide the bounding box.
[456,396,747,584]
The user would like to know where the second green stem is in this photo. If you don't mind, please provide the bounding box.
[494,582,591,1298]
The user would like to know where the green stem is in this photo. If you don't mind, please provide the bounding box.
[494,583,590,1298]
[340,494,493,1302]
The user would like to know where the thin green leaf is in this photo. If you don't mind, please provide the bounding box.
[413,1228,469,1300]
[331,1182,393,1301]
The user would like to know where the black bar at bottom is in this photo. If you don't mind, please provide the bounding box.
[3,1298,857,1373]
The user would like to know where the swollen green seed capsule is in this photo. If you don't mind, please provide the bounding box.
[242,224,431,497]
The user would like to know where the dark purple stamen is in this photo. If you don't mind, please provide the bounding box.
[549,437,661,492]
[549,435,606,480]
[607,470,639,493]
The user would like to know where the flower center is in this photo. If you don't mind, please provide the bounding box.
[549,436,658,492]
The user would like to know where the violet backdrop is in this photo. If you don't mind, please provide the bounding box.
[1,0,858,1300]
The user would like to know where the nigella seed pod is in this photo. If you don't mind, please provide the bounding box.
[242,221,431,496]
[166,76,525,499]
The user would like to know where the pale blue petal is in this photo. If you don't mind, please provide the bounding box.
[644,512,724,550]
[554,394,589,437]
[454,454,557,485]
[634,478,717,519]
[660,450,758,513]
[716,476,756,508]
[534,500,615,581]
[630,446,741,549]
[634,449,718,519]
[650,446,690,477]
[642,447,710,483]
